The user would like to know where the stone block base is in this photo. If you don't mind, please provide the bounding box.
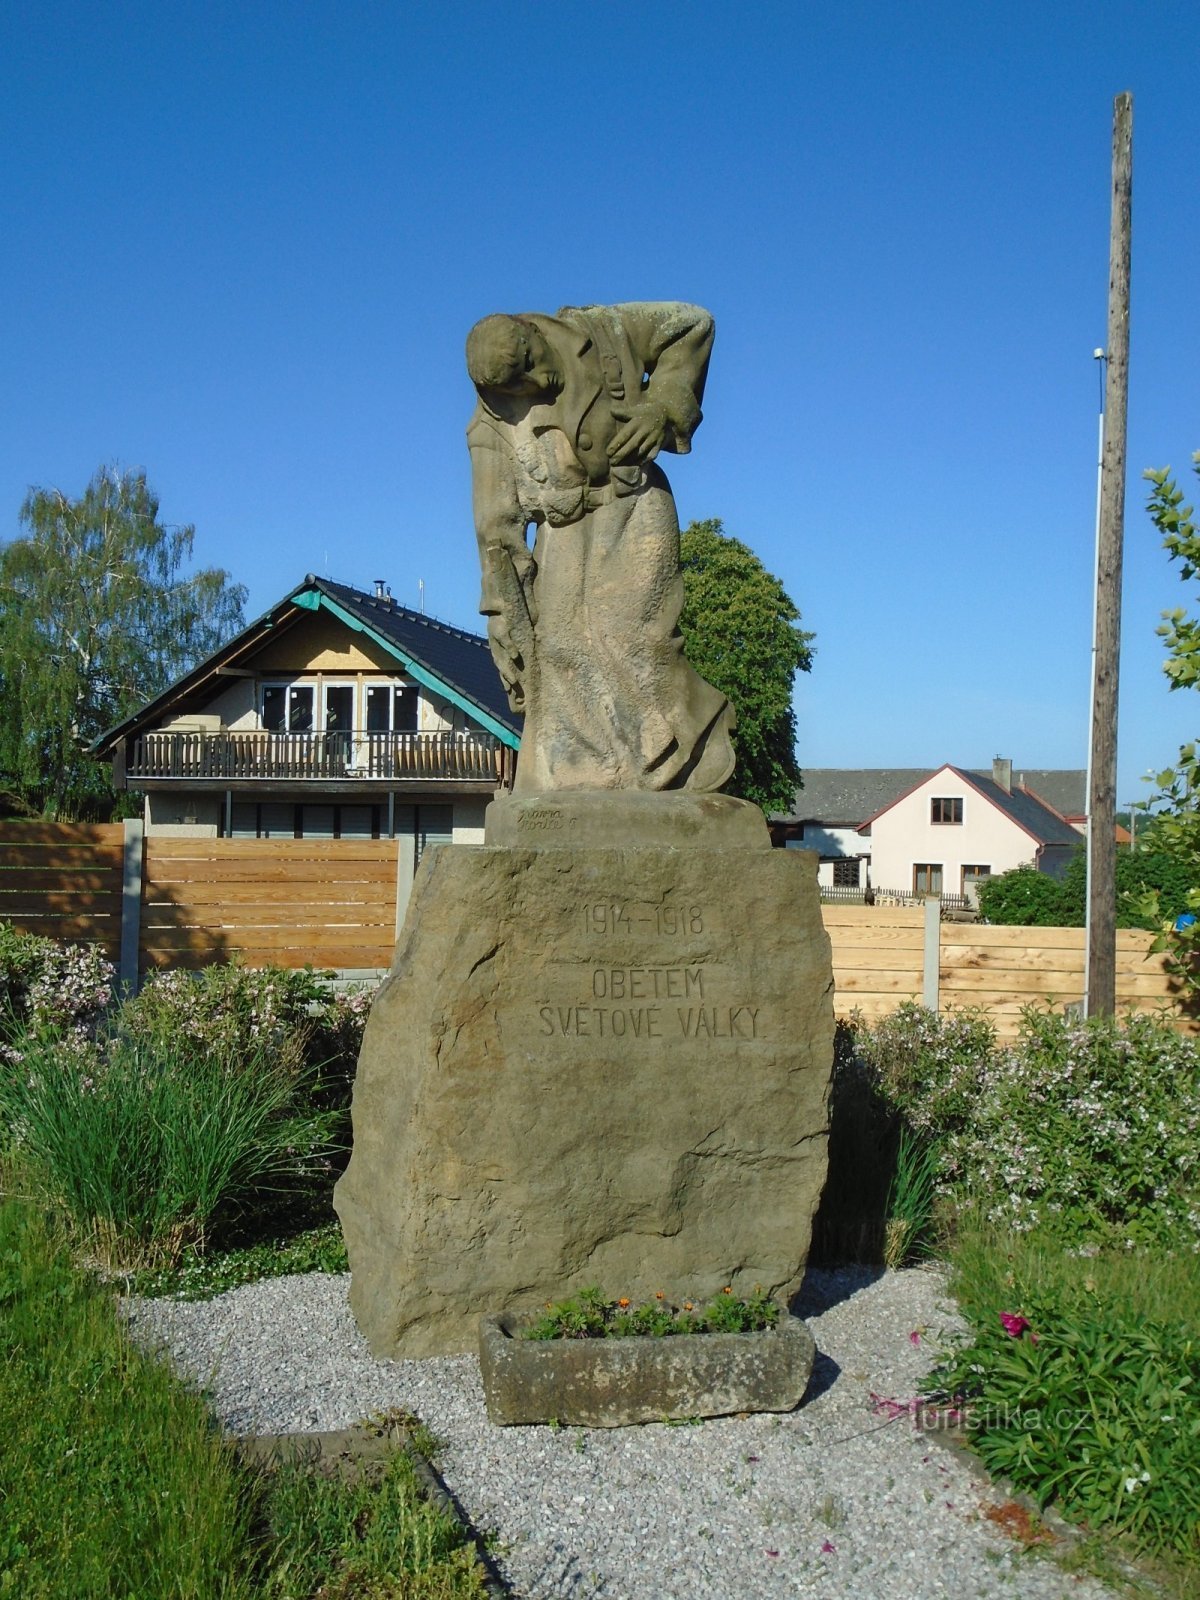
[334,798,833,1358]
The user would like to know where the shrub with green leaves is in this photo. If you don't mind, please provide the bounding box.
[123,963,369,1105]
[936,1240,1200,1559]
[842,1004,1200,1250]
[948,1009,1200,1246]
[0,923,114,1051]
[852,1002,995,1141]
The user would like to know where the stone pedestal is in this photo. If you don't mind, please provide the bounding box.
[334,795,834,1358]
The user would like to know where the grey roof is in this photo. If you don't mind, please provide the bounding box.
[1010,769,1086,816]
[957,769,1083,848]
[778,764,1087,837]
[777,769,936,826]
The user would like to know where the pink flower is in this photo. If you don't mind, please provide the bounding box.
[999,1312,1031,1339]
[820,1540,837,1554]
[909,1329,921,1346]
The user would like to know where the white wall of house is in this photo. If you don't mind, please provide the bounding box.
[452,796,489,843]
[867,769,1039,896]
[795,823,862,857]
[145,793,223,836]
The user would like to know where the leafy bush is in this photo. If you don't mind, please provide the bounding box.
[0,923,114,1050]
[123,963,370,1109]
[948,1009,1200,1247]
[833,1004,1200,1253]
[976,864,1069,926]
[853,1002,995,1139]
[0,1029,339,1269]
[978,848,1194,931]
[936,1230,1200,1559]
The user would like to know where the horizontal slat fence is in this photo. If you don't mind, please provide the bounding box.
[0,824,1192,1031]
[141,837,400,972]
[938,923,1182,1035]
[0,822,125,956]
[822,903,925,1021]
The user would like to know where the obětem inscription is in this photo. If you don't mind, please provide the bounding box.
[534,953,761,1043]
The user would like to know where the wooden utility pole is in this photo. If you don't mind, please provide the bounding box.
[1085,92,1133,1018]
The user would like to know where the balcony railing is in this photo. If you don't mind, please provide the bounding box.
[128,728,514,785]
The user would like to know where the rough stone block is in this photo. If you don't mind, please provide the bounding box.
[334,802,833,1358]
[478,1310,817,1427]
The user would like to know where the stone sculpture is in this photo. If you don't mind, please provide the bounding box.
[465,302,736,794]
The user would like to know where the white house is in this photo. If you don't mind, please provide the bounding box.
[862,760,1082,900]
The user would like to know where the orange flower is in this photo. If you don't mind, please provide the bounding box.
[722,1286,733,1295]
[617,1298,630,1308]
[683,1301,694,1311]
[655,1290,665,1300]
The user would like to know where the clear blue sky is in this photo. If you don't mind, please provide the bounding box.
[3,1,1197,802]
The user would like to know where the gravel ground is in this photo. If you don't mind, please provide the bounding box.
[124,1266,1124,1600]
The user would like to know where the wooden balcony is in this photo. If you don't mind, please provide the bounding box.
[126,728,514,788]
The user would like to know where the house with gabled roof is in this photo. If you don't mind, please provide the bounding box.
[861,760,1083,900]
[773,760,1088,897]
[92,575,521,857]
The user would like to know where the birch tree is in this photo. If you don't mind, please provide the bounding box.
[0,466,246,816]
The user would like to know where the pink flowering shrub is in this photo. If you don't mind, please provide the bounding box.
[830,1002,1200,1256]
[121,964,371,1109]
[0,923,115,1063]
[947,1008,1200,1248]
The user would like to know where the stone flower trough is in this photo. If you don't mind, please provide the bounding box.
[478,1309,817,1428]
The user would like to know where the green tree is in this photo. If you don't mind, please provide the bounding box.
[976,864,1068,926]
[678,518,814,813]
[1128,452,1200,990]
[0,466,247,817]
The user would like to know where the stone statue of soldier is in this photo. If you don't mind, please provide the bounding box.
[466,302,736,794]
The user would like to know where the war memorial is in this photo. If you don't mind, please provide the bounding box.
[335,303,835,1359]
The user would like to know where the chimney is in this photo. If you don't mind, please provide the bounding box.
[373,579,388,600]
[992,756,1012,793]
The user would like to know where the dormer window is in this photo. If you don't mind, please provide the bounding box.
[931,796,963,825]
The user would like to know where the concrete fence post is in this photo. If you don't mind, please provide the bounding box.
[922,895,941,1012]
[120,818,144,996]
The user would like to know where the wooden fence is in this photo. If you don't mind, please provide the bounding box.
[0,825,1189,1030]
[823,901,1187,1037]
[141,836,400,973]
[0,822,126,959]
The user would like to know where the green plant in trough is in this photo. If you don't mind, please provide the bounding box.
[523,1285,780,1340]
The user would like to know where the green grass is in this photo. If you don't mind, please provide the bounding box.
[0,1196,255,1597]
[938,1215,1200,1589]
[0,1031,338,1269]
[0,1197,486,1600]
